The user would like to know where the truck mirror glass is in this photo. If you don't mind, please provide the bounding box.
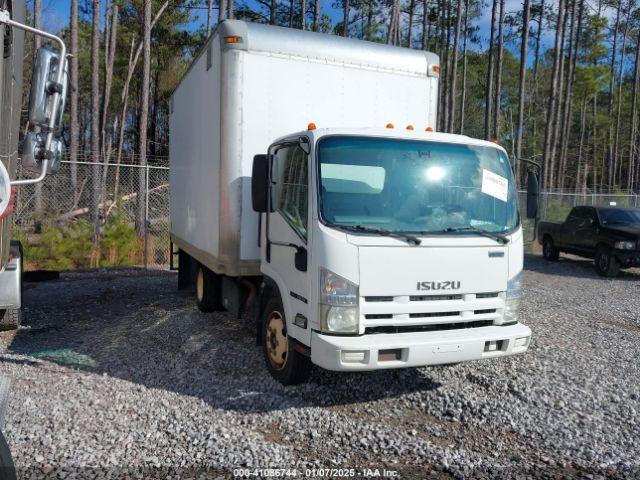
[28,47,68,130]
[526,171,539,219]
[252,154,269,212]
[294,247,307,272]
[20,133,64,174]
[0,162,11,218]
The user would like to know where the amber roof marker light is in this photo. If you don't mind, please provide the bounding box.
[425,127,434,132]
[406,125,414,130]
[307,122,317,131]
[386,123,394,129]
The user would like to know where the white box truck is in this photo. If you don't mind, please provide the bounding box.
[170,20,539,385]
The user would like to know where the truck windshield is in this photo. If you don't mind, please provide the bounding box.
[599,208,640,225]
[317,136,519,235]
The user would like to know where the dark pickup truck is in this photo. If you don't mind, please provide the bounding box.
[538,206,640,276]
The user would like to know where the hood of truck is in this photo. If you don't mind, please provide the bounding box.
[351,236,509,296]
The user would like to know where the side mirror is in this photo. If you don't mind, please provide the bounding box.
[252,154,270,213]
[294,246,307,272]
[526,171,539,219]
[21,133,64,174]
[28,47,68,130]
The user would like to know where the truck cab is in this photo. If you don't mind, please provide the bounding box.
[252,127,532,383]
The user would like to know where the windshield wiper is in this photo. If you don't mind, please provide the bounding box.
[419,226,510,244]
[346,225,422,245]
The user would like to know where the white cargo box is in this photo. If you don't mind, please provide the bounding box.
[169,20,440,276]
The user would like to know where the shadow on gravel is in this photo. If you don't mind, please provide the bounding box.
[524,253,640,280]
[5,270,442,413]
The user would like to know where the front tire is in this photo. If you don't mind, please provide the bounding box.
[262,297,311,385]
[195,265,221,312]
[595,247,620,277]
[542,237,560,261]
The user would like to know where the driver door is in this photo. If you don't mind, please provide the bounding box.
[264,142,312,346]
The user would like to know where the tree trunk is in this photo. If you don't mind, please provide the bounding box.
[607,0,621,190]
[91,0,102,247]
[483,0,498,139]
[515,0,530,180]
[220,0,228,22]
[101,2,119,196]
[492,0,505,139]
[207,0,213,35]
[407,0,415,48]
[447,0,462,133]
[387,0,401,45]
[458,0,468,134]
[270,0,276,24]
[557,0,577,189]
[531,0,545,148]
[69,0,79,196]
[422,0,430,50]
[137,0,152,239]
[313,0,320,30]
[613,8,630,187]
[542,0,565,189]
[548,0,568,188]
[301,0,306,29]
[629,32,640,191]
[343,0,350,36]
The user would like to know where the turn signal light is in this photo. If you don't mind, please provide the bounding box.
[224,36,242,44]
[307,122,317,130]
[432,66,441,75]
[386,123,394,129]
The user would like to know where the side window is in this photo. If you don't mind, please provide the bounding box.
[273,145,308,240]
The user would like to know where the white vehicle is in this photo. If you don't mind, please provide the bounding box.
[170,20,539,385]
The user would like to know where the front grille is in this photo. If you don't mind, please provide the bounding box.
[409,311,460,318]
[410,294,462,301]
[364,296,394,302]
[365,320,494,335]
[476,292,499,298]
[360,291,504,332]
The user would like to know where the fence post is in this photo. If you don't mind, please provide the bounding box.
[144,164,149,270]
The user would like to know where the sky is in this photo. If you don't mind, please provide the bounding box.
[38,0,553,51]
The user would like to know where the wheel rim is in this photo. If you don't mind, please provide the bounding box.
[599,252,609,271]
[196,269,204,301]
[265,311,287,370]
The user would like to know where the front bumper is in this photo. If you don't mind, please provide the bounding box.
[310,323,532,371]
[614,250,640,267]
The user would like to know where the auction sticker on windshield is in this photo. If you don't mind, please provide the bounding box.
[481,169,508,202]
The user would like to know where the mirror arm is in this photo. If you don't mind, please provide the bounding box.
[1,10,66,186]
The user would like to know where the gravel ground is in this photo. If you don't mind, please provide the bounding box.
[0,254,639,479]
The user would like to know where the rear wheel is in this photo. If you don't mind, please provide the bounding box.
[542,237,560,261]
[195,265,221,312]
[262,296,311,385]
[595,247,620,277]
[0,310,20,332]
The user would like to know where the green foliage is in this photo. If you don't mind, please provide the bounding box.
[544,199,573,222]
[20,210,140,271]
[100,209,140,267]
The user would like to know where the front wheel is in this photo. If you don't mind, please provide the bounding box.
[262,297,311,385]
[542,237,560,261]
[595,247,620,277]
[0,310,20,332]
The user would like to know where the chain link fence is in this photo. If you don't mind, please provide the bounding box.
[12,159,170,271]
[11,161,640,271]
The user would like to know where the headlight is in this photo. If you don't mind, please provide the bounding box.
[503,272,522,325]
[319,268,359,334]
[614,240,636,250]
